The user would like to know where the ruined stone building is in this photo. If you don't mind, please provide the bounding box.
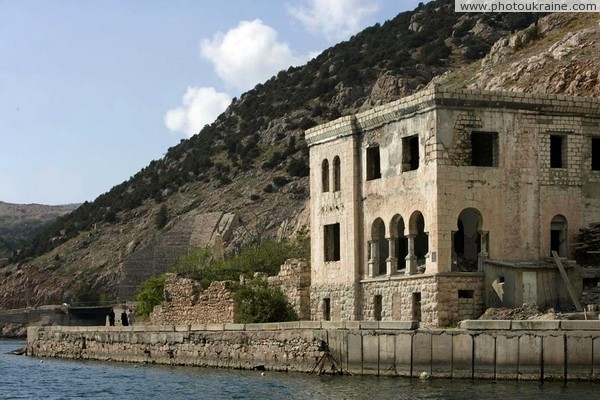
[305,86,600,326]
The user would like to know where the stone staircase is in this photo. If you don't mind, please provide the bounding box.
[118,211,238,300]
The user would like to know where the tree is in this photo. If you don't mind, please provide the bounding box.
[135,274,166,317]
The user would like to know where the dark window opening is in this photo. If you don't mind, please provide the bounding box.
[402,135,419,171]
[592,137,600,171]
[366,146,381,180]
[550,135,565,168]
[374,295,382,321]
[498,276,505,283]
[324,223,341,261]
[412,292,422,322]
[471,131,498,167]
[583,278,599,290]
[321,159,330,192]
[323,298,331,321]
[458,290,474,299]
[333,156,341,191]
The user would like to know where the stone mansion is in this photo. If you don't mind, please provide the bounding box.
[305,86,600,326]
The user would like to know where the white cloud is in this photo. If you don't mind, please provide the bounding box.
[200,19,308,91]
[288,0,380,41]
[164,86,231,138]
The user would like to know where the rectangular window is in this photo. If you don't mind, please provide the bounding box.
[458,290,474,299]
[366,146,381,180]
[402,135,419,171]
[471,131,498,167]
[550,135,566,168]
[592,137,600,171]
[323,298,331,321]
[374,295,382,321]
[324,223,341,261]
[412,292,421,322]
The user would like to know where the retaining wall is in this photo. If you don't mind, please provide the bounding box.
[26,320,600,380]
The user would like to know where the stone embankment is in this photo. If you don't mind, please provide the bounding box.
[26,320,600,380]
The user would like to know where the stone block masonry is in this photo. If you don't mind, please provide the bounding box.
[150,275,238,325]
[27,322,600,381]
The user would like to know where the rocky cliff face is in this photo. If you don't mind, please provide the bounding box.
[3,5,597,309]
[439,13,600,97]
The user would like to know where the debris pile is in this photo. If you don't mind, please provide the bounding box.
[479,303,559,320]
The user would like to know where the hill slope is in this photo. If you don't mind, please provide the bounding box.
[0,0,556,308]
[0,201,77,260]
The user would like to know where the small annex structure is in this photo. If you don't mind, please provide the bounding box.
[305,86,600,327]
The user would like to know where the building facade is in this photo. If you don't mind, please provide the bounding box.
[305,86,600,326]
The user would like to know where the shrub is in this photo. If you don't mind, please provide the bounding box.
[272,176,290,187]
[250,194,260,201]
[234,280,297,323]
[263,184,275,193]
[135,274,166,317]
[155,205,168,229]
[171,247,212,280]
[286,157,309,177]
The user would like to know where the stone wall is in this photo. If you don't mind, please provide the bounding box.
[150,275,238,325]
[26,320,600,380]
[361,273,485,327]
[266,259,311,320]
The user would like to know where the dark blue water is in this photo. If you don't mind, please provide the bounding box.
[1,340,597,399]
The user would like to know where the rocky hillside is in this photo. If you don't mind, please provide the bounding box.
[1,0,577,309]
[0,201,77,260]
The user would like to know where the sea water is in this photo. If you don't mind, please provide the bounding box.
[0,340,597,399]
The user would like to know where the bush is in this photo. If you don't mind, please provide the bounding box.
[135,274,166,317]
[234,280,297,323]
[286,157,309,177]
[272,176,289,187]
[171,246,212,280]
[199,239,305,288]
[155,205,168,229]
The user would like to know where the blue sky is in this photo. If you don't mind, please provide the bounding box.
[0,0,423,205]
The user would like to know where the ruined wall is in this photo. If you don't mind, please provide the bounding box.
[266,259,311,320]
[150,275,238,325]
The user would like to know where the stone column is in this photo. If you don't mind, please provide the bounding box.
[405,234,417,275]
[368,240,378,278]
[386,238,398,276]
[478,231,489,271]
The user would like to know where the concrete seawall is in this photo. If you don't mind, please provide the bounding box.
[26,320,600,381]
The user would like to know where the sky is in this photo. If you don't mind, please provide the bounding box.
[0,0,424,205]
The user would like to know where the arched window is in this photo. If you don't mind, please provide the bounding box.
[333,156,341,192]
[409,211,428,265]
[391,214,407,271]
[321,159,329,192]
[371,218,388,275]
[453,208,483,272]
[551,215,568,257]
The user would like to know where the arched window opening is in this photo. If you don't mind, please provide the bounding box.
[551,215,568,257]
[413,213,428,265]
[321,159,329,192]
[333,156,341,192]
[392,215,408,271]
[453,208,483,272]
[370,218,388,276]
